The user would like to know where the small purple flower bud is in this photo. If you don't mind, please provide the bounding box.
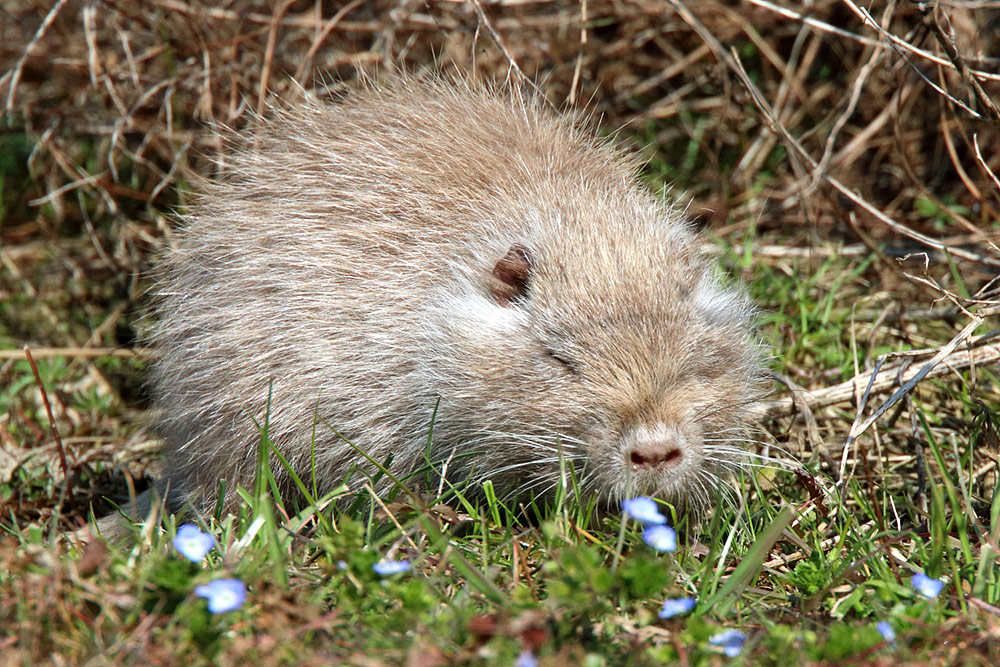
[876,620,896,645]
[622,497,667,525]
[642,524,677,552]
[173,524,215,562]
[194,578,246,614]
[911,572,943,599]
[658,596,696,619]
[708,629,747,657]
[372,559,411,576]
[514,649,538,667]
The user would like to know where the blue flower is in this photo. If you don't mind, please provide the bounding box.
[708,629,746,657]
[514,649,538,667]
[876,620,896,645]
[658,597,696,619]
[622,496,667,525]
[173,524,215,562]
[194,578,246,614]
[911,572,943,599]
[642,524,677,552]
[372,559,411,576]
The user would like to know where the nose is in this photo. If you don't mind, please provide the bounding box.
[626,424,687,471]
[629,442,683,470]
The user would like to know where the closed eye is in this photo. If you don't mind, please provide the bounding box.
[545,349,579,375]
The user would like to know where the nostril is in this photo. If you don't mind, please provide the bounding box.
[630,446,682,470]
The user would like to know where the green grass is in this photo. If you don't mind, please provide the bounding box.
[5,418,998,664]
[3,0,999,659]
[3,232,999,663]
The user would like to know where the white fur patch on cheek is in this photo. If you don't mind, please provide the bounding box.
[692,278,744,325]
[435,294,530,339]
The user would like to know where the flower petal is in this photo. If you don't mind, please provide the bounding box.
[173,524,215,562]
[194,578,246,614]
[621,497,667,525]
[514,649,538,667]
[372,559,412,576]
[876,620,896,644]
[911,572,943,599]
[658,597,696,619]
[708,629,746,657]
[642,524,678,552]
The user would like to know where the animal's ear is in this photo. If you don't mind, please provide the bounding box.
[489,244,534,307]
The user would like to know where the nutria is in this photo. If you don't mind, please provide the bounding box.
[118,77,763,527]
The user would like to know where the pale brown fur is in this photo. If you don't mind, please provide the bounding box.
[139,76,762,521]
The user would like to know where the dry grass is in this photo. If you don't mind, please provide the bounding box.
[2,0,1000,663]
[4,0,998,521]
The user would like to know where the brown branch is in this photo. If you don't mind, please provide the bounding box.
[3,0,72,112]
[23,346,71,507]
[759,332,1000,420]
[917,2,1000,124]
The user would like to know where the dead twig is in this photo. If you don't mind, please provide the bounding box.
[3,0,72,112]
[916,2,1000,123]
[468,0,550,103]
[843,308,998,451]
[257,0,297,114]
[746,0,1000,83]
[669,0,1000,268]
[23,345,71,511]
[759,332,1000,419]
[809,2,891,192]
[293,0,366,84]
